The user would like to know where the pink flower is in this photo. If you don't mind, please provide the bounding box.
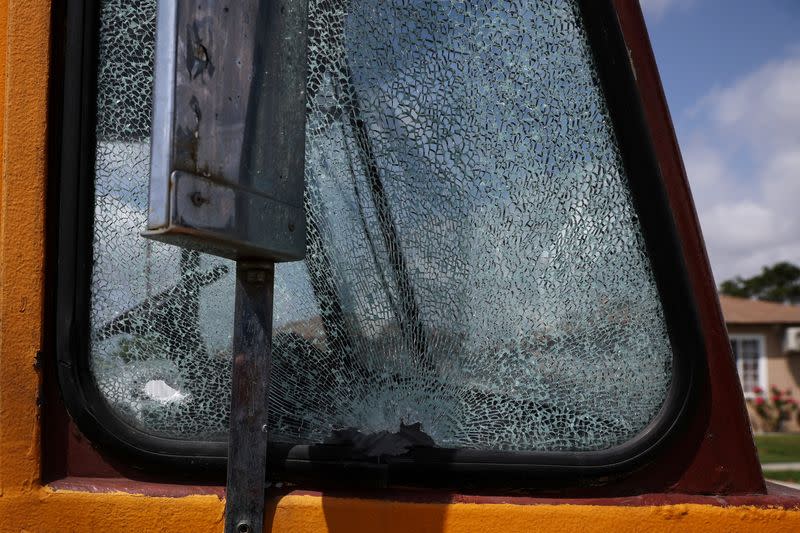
[753,386,764,394]
[772,395,781,403]
[755,397,765,406]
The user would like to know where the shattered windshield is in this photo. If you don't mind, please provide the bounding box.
[90,0,673,453]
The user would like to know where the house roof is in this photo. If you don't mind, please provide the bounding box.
[719,295,800,325]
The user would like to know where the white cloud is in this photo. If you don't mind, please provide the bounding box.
[761,150,800,213]
[703,56,800,153]
[683,52,800,281]
[702,202,782,252]
[680,137,730,209]
[640,0,695,21]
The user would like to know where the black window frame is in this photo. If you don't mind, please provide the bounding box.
[53,0,705,488]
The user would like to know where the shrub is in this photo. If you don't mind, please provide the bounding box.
[748,385,798,432]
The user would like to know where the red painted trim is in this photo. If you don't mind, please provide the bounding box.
[47,479,800,510]
[611,0,764,493]
[43,0,766,497]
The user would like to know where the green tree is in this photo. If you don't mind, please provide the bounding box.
[719,262,800,304]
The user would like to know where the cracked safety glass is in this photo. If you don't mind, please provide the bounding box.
[90,0,673,453]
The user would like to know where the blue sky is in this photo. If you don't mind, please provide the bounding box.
[641,0,800,281]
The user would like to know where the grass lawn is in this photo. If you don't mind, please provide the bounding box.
[764,470,800,483]
[754,434,800,463]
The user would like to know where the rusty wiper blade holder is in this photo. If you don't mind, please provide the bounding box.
[146,170,305,261]
[144,0,308,263]
[144,1,309,532]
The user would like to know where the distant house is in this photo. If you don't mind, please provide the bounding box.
[720,295,800,431]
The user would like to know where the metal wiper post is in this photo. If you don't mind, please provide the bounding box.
[144,1,308,531]
[227,261,274,533]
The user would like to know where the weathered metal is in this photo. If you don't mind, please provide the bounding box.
[144,0,308,261]
[224,262,275,533]
[144,1,308,531]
